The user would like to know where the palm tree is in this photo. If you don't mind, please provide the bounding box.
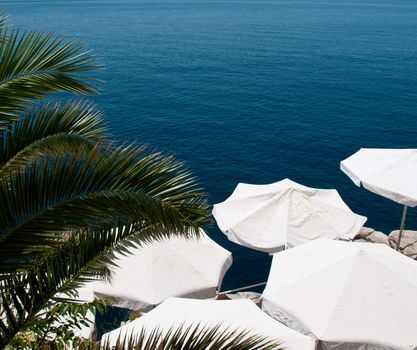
[0,15,284,350]
[0,16,210,348]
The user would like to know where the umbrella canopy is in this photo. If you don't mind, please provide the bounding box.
[102,297,316,350]
[212,178,367,253]
[87,230,232,311]
[341,148,417,249]
[262,239,417,350]
[340,148,417,207]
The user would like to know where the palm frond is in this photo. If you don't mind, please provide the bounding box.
[0,28,100,123]
[0,142,210,272]
[91,323,284,350]
[0,100,107,174]
[0,220,203,348]
[0,224,117,347]
[0,14,8,37]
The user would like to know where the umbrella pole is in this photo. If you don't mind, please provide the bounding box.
[396,205,408,251]
[218,282,267,295]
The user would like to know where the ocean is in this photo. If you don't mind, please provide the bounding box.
[2,0,417,291]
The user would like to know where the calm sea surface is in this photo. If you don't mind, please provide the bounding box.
[2,0,417,290]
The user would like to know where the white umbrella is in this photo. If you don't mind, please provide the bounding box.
[262,239,417,350]
[212,178,367,253]
[341,148,417,249]
[102,297,316,350]
[86,230,232,311]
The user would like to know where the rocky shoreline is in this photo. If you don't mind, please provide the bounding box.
[353,227,417,259]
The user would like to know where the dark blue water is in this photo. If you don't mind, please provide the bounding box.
[2,0,417,290]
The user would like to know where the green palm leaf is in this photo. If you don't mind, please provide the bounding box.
[0,220,206,348]
[91,324,285,350]
[0,14,9,44]
[0,28,99,123]
[0,100,107,174]
[0,142,209,272]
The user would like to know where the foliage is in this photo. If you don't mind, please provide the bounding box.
[81,324,285,350]
[0,14,210,349]
[6,292,105,350]
[0,22,99,123]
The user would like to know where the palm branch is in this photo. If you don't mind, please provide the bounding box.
[86,324,285,350]
[0,222,209,348]
[0,15,8,44]
[0,143,210,347]
[0,26,99,124]
[0,100,107,177]
[0,142,210,272]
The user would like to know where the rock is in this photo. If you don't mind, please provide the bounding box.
[354,239,370,243]
[353,227,389,246]
[388,230,417,258]
[353,227,417,259]
[356,227,375,236]
[226,292,262,306]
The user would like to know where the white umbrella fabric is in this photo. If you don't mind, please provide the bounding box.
[262,239,417,350]
[341,148,417,249]
[102,297,316,350]
[212,178,367,253]
[86,230,232,311]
